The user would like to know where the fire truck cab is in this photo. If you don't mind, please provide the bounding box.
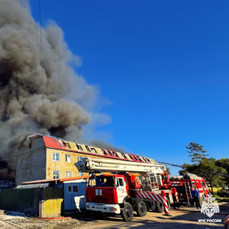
[86,174,128,215]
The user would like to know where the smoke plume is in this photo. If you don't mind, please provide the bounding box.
[0,0,104,179]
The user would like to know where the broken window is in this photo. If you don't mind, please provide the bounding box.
[121,153,127,159]
[76,144,83,150]
[113,151,119,157]
[53,170,60,179]
[102,149,108,155]
[85,145,91,152]
[91,148,97,153]
[108,150,113,156]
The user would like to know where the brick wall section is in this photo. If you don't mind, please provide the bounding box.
[16,136,47,185]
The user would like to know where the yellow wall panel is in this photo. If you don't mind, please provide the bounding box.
[41,187,63,218]
[46,149,104,180]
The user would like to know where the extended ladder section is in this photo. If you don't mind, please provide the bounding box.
[75,157,166,174]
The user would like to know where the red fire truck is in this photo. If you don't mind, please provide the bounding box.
[169,173,210,205]
[76,157,176,221]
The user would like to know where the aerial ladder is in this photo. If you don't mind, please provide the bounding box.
[75,157,175,221]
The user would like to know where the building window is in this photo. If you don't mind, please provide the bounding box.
[53,153,59,161]
[113,151,119,157]
[63,141,71,148]
[121,153,127,159]
[85,145,91,152]
[68,186,72,192]
[73,185,78,192]
[91,148,97,153]
[65,154,71,163]
[108,150,113,156]
[53,170,60,179]
[66,171,72,178]
[76,144,83,150]
[102,149,108,155]
[78,157,83,176]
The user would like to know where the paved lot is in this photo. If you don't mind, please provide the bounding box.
[0,202,228,229]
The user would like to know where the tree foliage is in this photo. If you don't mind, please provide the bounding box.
[216,158,229,185]
[186,142,208,163]
[180,142,228,194]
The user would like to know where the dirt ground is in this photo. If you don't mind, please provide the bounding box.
[0,202,228,229]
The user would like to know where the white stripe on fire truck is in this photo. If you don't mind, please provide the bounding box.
[148,192,161,203]
[136,192,141,198]
[136,191,163,203]
[147,192,155,201]
[141,191,147,199]
[144,191,152,200]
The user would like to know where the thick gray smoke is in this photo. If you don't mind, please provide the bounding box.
[0,0,102,179]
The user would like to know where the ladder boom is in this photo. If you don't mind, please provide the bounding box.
[75,157,166,174]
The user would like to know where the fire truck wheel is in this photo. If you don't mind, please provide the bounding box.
[150,200,156,211]
[121,202,134,222]
[136,200,147,217]
[156,201,164,213]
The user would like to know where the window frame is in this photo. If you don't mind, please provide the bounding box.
[53,170,60,179]
[76,144,83,151]
[73,185,79,193]
[65,154,71,163]
[85,145,91,152]
[53,152,59,161]
[91,147,98,153]
[66,171,72,178]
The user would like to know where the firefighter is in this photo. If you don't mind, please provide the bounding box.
[191,186,200,209]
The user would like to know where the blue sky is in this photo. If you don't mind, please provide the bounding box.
[29,0,229,174]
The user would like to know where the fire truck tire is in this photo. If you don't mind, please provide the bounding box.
[156,201,164,213]
[150,200,156,211]
[121,202,134,222]
[136,200,147,217]
[146,200,156,211]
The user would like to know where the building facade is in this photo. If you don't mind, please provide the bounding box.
[16,134,156,185]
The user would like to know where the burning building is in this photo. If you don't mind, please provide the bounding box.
[16,134,154,186]
[0,0,106,181]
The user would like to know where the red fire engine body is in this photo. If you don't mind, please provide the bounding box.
[169,173,210,204]
[151,169,210,205]
[76,157,177,221]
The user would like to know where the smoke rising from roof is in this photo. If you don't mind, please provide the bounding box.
[0,0,105,179]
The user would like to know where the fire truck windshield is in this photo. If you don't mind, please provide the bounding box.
[88,176,115,187]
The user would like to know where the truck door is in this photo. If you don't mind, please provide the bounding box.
[116,177,127,204]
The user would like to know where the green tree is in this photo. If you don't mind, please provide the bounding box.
[186,142,208,163]
[216,158,229,185]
